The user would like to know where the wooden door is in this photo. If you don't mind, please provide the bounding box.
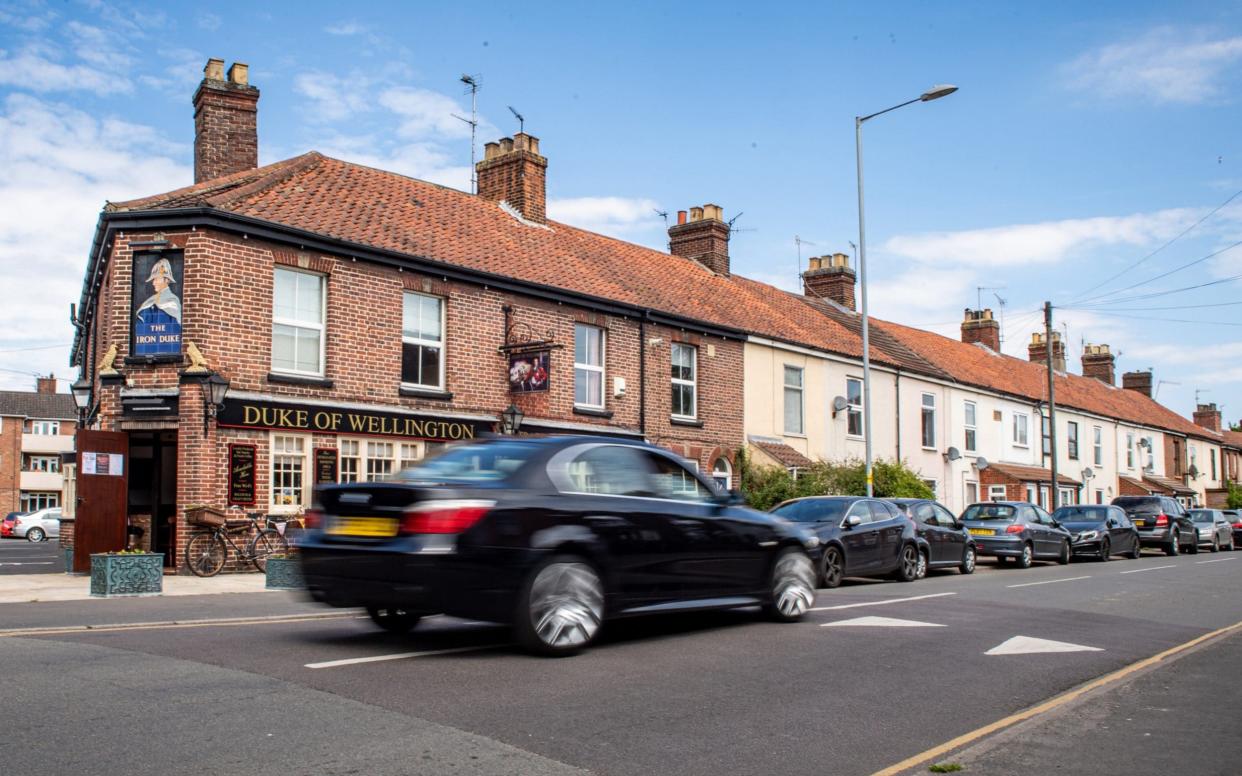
[73,430,129,573]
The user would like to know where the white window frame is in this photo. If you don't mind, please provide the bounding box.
[1025,483,1038,503]
[965,479,979,505]
[1067,421,1079,460]
[26,455,60,473]
[365,440,396,482]
[574,323,605,410]
[963,400,977,453]
[711,457,732,491]
[272,267,326,377]
[1012,412,1029,448]
[783,365,804,436]
[1093,425,1103,467]
[1210,448,1217,480]
[670,343,698,420]
[401,292,446,390]
[338,437,421,483]
[20,492,60,511]
[1126,432,1135,469]
[922,478,938,497]
[988,484,1007,502]
[339,439,361,483]
[846,377,863,439]
[269,432,310,514]
[1059,486,1076,506]
[30,420,60,435]
[921,393,937,450]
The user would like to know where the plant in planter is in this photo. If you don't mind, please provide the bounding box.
[90,550,165,597]
[264,553,304,590]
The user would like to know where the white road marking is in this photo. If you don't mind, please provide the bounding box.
[1196,557,1237,564]
[0,561,55,566]
[985,636,1103,655]
[306,644,498,669]
[821,616,945,628]
[809,592,956,611]
[1119,564,1176,574]
[1007,575,1091,589]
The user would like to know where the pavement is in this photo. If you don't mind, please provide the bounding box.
[1,550,1240,776]
[0,566,273,603]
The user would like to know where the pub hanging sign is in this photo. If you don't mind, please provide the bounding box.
[217,397,492,441]
[131,251,184,357]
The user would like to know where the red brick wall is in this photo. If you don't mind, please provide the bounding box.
[0,415,19,516]
[193,80,259,183]
[979,467,1024,501]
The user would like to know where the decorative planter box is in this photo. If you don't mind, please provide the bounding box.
[64,548,73,575]
[265,557,303,590]
[90,553,164,597]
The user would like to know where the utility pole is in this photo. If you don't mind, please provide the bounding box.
[1044,301,1059,508]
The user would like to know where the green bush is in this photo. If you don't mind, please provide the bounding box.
[737,448,935,511]
[1226,481,1242,510]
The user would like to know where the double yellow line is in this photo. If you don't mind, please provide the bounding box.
[872,618,1242,775]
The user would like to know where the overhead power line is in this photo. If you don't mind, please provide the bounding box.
[1072,238,1242,307]
[1060,270,1242,308]
[1077,310,1242,327]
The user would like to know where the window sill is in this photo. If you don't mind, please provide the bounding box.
[846,435,865,442]
[399,386,453,401]
[922,446,937,452]
[670,416,704,428]
[783,432,807,439]
[267,372,334,389]
[573,406,613,419]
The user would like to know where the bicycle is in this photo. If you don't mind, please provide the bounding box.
[184,511,290,577]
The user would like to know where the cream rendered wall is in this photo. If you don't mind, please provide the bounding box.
[1186,438,1223,505]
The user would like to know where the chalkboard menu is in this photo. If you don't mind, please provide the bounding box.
[228,444,257,506]
[314,447,338,485]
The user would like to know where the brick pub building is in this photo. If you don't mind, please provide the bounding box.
[69,59,762,572]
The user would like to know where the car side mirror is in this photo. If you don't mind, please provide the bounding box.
[844,514,862,529]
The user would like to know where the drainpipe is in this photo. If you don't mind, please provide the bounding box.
[639,310,649,440]
[894,370,901,461]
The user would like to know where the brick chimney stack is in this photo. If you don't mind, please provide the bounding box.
[1028,331,1066,372]
[1081,343,1116,385]
[476,133,548,224]
[802,253,856,310]
[1193,402,1222,432]
[35,374,56,394]
[961,308,1000,351]
[1121,370,1153,398]
[193,58,259,184]
[668,204,730,275]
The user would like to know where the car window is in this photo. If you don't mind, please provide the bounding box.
[1112,496,1161,514]
[932,504,957,527]
[962,503,1016,521]
[771,499,850,523]
[847,501,873,524]
[873,501,900,520]
[403,441,537,482]
[564,446,655,497]
[1190,510,1214,523]
[1019,506,1040,524]
[913,503,936,524]
[1111,508,1130,527]
[647,453,715,503]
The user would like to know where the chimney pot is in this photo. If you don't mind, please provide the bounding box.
[204,58,225,81]
[1028,331,1066,371]
[677,210,687,225]
[689,206,704,222]
[702,204,723,222]
[483,141,500,160]
[499,137,514,153]
[227,62,249,85]
[193,56,259,183]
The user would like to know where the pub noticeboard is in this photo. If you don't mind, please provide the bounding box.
[314,448,338,485]
[227,444,257,506]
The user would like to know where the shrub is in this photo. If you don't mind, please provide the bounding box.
[737,448,935,511]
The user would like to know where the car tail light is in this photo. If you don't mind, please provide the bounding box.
[1005,524,1024,534]
[401,500,495,535]
[12,518,20,526]
[1155,514,1169,526]
[1233,522,1242,529]
[302,508,323,529]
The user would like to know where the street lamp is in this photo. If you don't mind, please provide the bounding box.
[70,377,92,427]
[499,403,525,435]
[200,372,230,437]
[855,83,957,496]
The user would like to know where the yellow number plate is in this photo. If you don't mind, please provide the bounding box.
[326,517,398,537]
[969,527,996,536]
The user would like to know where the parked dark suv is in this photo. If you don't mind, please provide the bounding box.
[890,498,976,575]
[960,501,1072,568]
[768,496,922,588]
[1111,495,1197,556]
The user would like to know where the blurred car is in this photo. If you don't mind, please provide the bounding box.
[1112,495,1198,556]
[890,498,976,575]
[1188,509,1235,552]
[1226,510,1242,548]
[299,436,818,656]
[1053,504,1141,561]
[12,507,61,542]
[769,496,923,587]
[959,501,1072,568]
[1,511,27,538]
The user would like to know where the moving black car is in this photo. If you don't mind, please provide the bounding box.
[1111,495,1197,556]
[890,498,976,575]
[1052,504,1141,561]
[768,496,922,588]
[960,501,1072,568]
[299,436,818,655]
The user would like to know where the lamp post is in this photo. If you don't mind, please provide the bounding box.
[70,377,92,428]
[499,403,525,436]
[200,372,230,437]
[855,84,957,496]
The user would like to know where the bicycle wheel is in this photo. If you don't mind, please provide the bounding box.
[249,529,289,572]
[185,532,227,577]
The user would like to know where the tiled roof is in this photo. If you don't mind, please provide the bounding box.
[1143,474,1196,496]
[1120,475,1153,493]
[0,390,77,420]
[748,437,814,469]
[1222,430,1242,450]
[987,461,1080,486]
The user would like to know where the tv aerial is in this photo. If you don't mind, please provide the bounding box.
[452,74,481,193]
[508,105,525,134]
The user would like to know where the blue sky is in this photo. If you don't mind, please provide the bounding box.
[2,0,1240,423]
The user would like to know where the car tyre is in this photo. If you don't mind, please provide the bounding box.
[1016,543,1034,569]
[26,527,45,543]
[820,546,844,589]
[1166,533,1180,556]
[959,545,976,575]
[1098,538,1110,562]
[892,543,920,582]
[1210,537,1219,553]
[1187,533,1200,554]
[763,547,816,622]
[515,555,604,657]
[366,607,422,633]
[1057,541,1071,565]
[1128,535,1142,560]
[915,549,929,579]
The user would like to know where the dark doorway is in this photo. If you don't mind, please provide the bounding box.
[128,431,178,569]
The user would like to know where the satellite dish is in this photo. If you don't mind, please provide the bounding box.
[831,396,849,414]
[1188,465,1200,479]
[945,446,961,462]
[1137,438,1151,450]
[975,456,989,471]
[1082,467,1094,481]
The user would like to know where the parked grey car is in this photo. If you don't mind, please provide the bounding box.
[960,501,1072,568]
[1189,509,1235,552]
[13,507,61,542]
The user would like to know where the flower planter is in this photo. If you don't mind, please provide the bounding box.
[90,553,164,597]
[64,548,73,575]
[265,556,303,590]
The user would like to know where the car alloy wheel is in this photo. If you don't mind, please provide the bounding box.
[1018,544,1033,569]
[1129,535,1142,560]
[26,527,45,543]
[915,550,928,579]
[1167,533,1179,556]
[1211,538,1219,553]
[366,607,422,633]
[1099,539,1110,562]
[960,546,976,575]
[523,559,604,655]
[894,544,920,582]
[821,547,844,589]
[1057,541,1071,565]
[765,548,815,621]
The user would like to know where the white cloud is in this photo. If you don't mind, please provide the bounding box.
[195,12,221,31]
[378,86,474,139]
[546,196,665,241]
[325,20,367,36]
[0,94,189,389]
[883,208,1197,267]
[0,44,131,94]
[1063,27,1242,104]
[293,71,376,122]
[314,131,472,192]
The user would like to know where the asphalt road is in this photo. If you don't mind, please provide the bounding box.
[2,550,1241,776]
[0,536,64,574]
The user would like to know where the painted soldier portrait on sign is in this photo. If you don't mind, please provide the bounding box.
[132,252,183,357]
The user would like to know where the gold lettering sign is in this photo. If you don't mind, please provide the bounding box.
[217,399,486,441]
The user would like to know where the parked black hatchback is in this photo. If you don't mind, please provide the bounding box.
[1053,504,1141,561]
[890,498,977,575]
[299,436,818,656]
[768,496,922,587]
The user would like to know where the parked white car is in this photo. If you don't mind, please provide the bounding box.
[13,507,61,542]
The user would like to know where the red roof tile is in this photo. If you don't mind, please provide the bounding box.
[988,461,1080,486]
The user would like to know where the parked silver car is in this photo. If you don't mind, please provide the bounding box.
[13,507,61,542]
[1189,509,1235,552]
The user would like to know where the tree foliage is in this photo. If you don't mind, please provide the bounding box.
[736,448,935,512]
[1227,481,1242,510]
